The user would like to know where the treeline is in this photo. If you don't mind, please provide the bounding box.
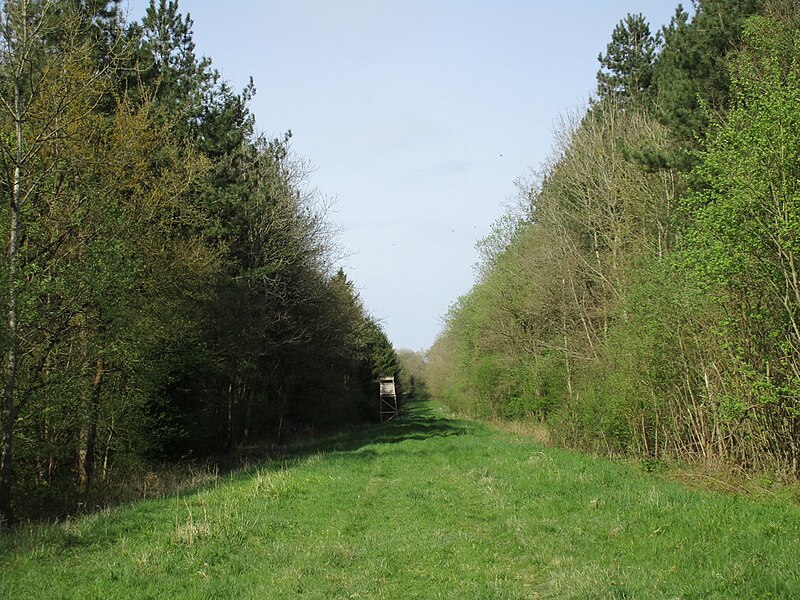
[396,349,430,402]
[428,0,800,476]
[0,0,399,525]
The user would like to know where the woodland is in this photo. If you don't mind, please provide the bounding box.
[3,0,800,532]
[0,0,401,526]
[2,2,800,595]
[427,0,800,479]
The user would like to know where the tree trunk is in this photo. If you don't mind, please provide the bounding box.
[78,357,103,493]
[0,82,23,527]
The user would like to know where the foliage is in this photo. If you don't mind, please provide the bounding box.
[652,0,760,152]
[428,3,800,479]
[396,349,430,401]
[681,10,800,468]
[596,13,659,108]
[0,0,398,525]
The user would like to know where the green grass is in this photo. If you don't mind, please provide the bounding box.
[2,401,799,599]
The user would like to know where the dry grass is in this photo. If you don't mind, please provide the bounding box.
[477,414,800,502]
[487,417,553,446]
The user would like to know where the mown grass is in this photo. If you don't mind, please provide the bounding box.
[1,400,799,599]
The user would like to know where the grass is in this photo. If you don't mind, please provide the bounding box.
[1,400,799,599]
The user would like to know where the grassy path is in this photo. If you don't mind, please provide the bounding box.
[2,401,800,598]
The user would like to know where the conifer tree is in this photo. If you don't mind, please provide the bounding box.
[596,13,659,107]
[652,0,760,148]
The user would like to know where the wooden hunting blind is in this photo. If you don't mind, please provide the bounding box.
[379,376,398,422]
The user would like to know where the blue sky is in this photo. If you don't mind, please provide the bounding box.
[124,0,682,351]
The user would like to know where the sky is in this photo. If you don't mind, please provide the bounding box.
[124,0,681,352]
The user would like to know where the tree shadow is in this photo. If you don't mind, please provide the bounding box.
[4,400,469,531]
[298,399,473,457]
[224,400,473,476]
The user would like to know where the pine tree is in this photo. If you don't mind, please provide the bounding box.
[596,13,659,107]
[652,0,760,147]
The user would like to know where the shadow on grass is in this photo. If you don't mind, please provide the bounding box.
[239,399,474,470]
[4,400,469,532]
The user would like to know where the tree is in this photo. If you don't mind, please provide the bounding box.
[0,0,401,522]
[397,349,429,400]
[683,11,800,470]
[596,13,659,107]
[652,0,760,150]
[0,0,122,526]
[0,0,222,521]
[135,0,213,133]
